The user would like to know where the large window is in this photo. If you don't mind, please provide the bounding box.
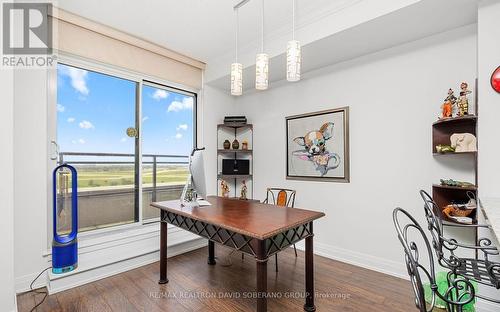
[55,62,196,233]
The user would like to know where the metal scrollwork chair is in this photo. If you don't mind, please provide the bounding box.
[393,207,476,311]
[419,190,500,304]
[264,188,297,272]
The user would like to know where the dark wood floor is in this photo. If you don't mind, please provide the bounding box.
[18,246,415,312]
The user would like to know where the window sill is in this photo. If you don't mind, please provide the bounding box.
[43,221,177,257]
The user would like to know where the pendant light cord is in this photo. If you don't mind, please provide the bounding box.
[292,0,295,40]
[235,8,239,62]
[261,0,264,53]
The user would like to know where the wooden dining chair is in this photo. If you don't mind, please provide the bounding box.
[263,188,298,272]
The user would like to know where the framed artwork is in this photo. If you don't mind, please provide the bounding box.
[286,107,350,182]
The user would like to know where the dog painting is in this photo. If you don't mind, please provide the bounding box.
[286,107,349,182]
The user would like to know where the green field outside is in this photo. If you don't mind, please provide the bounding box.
[69,165,189,189]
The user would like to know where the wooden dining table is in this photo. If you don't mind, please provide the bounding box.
[151,196,325,312]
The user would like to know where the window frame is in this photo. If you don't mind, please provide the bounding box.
[48,52,198,239]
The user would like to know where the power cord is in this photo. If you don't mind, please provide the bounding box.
[28,267,51,312]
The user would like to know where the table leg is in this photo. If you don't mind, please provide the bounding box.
[256,258,268,312]
[159,211,169,284]
[304,222,315,312]
[208,240,216,265]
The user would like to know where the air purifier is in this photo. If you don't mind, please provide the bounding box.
[52,164,78,274]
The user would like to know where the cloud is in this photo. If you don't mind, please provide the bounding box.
[72,138,86,144]
[152,89,169,101]
[79,120,95,129]
[120,137,127,142]
[67,117,75,123]
[142,116,149,122]
[59,65,89,96]
[175,133,183,139]
[57,104,65,112]
[167,97,193,112]
[176,124,188,131]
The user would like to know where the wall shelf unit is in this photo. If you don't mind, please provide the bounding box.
[216,123,254,199]
[431,80,479,254]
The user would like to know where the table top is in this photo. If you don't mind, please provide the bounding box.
[151,196,325,240]
[480,198,500,244]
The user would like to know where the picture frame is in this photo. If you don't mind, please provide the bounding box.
[286,107,350,182]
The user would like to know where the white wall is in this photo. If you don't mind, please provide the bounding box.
[13,68,50,291]
[202,85,236,195]
[478,0,500,198]
[235,24,477,277]
[0,64,17,312]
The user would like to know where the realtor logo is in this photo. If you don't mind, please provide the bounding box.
[2,2,52,55]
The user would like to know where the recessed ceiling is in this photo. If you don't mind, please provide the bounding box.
[57,0,356,63]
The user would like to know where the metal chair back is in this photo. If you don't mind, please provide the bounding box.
[393,207,475,312]
[264,188,296,208]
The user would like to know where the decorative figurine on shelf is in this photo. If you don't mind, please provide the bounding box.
[240,180,248,200]
[241,140,248,150]
[457,82,472,116]
[440,88,457,119]
[223,140,231,150]
[232,139,240,149]
[450,133,477,152]
[220,180,230,197]
[435,144,455,153]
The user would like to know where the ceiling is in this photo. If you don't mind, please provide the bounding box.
[58,0,479,92]
[57,0,355,63]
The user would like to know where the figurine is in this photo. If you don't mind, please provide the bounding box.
[241,140,248,150]
[450,133,477,152]
[240,180,248,200]
[232,139,239,149]
[457,82,472,116]
[220,179,230,197]
[440,88,456,119]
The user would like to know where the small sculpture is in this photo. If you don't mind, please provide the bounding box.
[220,180,230,197]
[240,180,248,200]
[440,88,456,119]
[223,140,231,149]
[241,140,248,150]
[435,144,455,153]
[457,82,472,116]
[450,133,477,152]
[232,139,239,149]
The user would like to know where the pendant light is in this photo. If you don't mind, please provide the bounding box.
[231,9,243,96]
[255,0,268,90]
[286,0,301,82]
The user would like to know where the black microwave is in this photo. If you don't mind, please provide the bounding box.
[222,159,250,175]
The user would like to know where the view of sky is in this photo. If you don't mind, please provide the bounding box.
[57,63,194,157]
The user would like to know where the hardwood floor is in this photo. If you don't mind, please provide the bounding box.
[17,246,415,312]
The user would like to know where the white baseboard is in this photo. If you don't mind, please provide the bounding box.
[295,241,408,280]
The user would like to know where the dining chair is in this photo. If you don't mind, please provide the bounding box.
[263,188,297,272]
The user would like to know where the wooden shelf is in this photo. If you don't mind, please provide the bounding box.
[217,123,253,129]
[432,184,477,191]
[218,174,253,180]
[432,115,477,126]
[433,151,477,156]
[432,115,477,154]
[218,149,253,154]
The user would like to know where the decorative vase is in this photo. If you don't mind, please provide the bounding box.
[223,140,231,149]
[242,140,248,150]
[232,139,239,149]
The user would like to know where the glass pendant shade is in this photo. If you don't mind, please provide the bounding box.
[255,53,269,90]
[230,63,243,96]
[286,40,301,82]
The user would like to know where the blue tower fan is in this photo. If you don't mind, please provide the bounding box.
[52,164,78,274]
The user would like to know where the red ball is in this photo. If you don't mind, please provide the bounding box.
[492,66,500,93]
